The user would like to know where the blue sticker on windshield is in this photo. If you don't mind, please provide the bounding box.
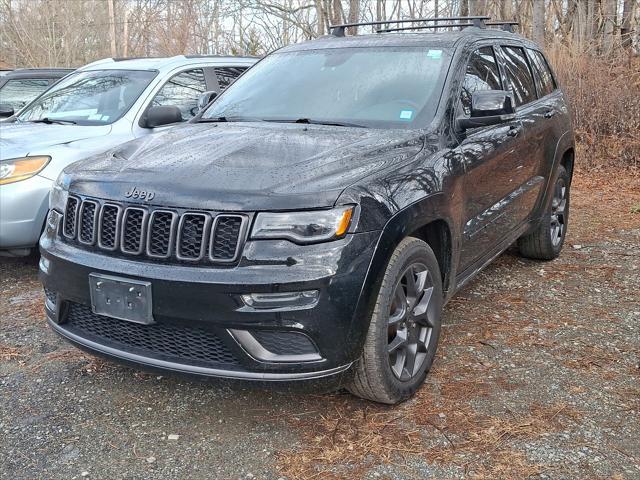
[427,49,443,59]
[400,110,414,120]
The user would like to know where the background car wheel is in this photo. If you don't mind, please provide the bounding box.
[348,237,443,404]
[518,165,571,260]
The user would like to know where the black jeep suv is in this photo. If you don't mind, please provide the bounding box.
[40,17,574,404]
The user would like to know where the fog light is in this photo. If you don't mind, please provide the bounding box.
[240,290,319,311]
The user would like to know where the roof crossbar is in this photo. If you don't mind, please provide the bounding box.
[330,16,491,37]
[377,23,475,33]
[486,21,519,32]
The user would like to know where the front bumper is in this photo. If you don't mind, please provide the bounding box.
[40,225,381,381]
[0,174,52,250]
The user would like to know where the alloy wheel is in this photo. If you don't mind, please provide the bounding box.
[387,263,437,381]
[550,177,567,247]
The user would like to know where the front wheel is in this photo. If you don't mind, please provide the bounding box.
[518,165,570,260]
[348,237,443,404]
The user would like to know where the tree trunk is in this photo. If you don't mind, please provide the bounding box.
[532,0,545,46]
[348,0,359,35]
[602,0,616,53]
[468,0,487,16]
[621,0,636,49]
[331,0,342,26]
[314,0,325,36]
[501,0,513,20]
[460,0,469,17]
[107,0,117,57]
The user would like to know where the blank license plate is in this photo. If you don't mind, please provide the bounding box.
[89,273,154,325]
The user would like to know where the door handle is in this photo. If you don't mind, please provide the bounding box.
[543,110,556,119]
[507,125,522,137]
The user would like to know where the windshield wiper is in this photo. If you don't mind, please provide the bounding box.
[29,117,77,125]
[196,116,264,123]
[266,118,368,128]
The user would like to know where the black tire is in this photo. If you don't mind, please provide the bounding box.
[518,166,570,260]
[348,237,443,404]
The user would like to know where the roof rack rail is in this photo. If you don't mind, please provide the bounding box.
[330,16,491,37]
[377,22,475,33]
[486,21,519,32]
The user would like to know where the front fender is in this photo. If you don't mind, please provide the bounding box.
[346,192,458,359]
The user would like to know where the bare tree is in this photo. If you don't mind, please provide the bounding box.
[532,0,545,46]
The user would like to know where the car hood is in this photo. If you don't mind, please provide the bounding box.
[64,122,425,211]
[0,122,112,159]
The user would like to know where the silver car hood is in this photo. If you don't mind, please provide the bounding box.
[0,122,112,159]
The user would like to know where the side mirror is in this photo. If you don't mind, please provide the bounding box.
[143,105,183,128]
[197,90,218,112]
[0,104,15,118]
[457,90,515,131]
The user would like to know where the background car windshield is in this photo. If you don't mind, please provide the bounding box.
[203,47,451,128]
[17,69,156,125]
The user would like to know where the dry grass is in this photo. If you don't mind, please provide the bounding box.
[547,44,640,169]
[0,345,24,361]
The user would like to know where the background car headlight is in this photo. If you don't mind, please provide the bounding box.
[251,206,354,244]
[0,156,51,185]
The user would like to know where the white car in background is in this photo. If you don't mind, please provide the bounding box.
[0,55,256,256]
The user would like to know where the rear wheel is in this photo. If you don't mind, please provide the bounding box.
[348,237,442,404]
[518,166,570,260]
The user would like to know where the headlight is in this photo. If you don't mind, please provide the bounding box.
[251,206,355,244]
[0,156,51,185]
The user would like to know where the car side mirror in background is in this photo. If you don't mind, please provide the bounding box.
[143,105,183,128]
[457,90,516,131]
[0,104,15,118]
[197,90,218,112]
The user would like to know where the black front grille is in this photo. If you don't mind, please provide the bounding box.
[178,214,207,259]
[211,216,244,261]
[148,211,175,257]
[251,330,318,355]
[60,196,247,265]
[79,201,98,244]
[63,303,240,369]
[99,204,119,249]
[122,208,145,253]
[63,197,79,237]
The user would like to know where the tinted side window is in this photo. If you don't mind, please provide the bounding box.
[460,47,502,116]
[527,49,556,97]
[151,69,206,120]
[0,78,50,110]
[214,67,248,90]
[501,46,537,107]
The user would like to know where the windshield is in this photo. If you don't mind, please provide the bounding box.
[17,69,157,126]
[202,46,451,128]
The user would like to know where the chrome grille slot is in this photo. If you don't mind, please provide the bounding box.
[147,210,177,258]
[177,213,210,261]
[63,196,80,238]
[98,204,121,250]
[210,215,247,262]
[121,207,147,254]
[78,200,99,245]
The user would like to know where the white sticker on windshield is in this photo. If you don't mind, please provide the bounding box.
[427,49,443,59]
[400,110,414,120]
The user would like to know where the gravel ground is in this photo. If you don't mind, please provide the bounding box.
[1,171,638,479]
